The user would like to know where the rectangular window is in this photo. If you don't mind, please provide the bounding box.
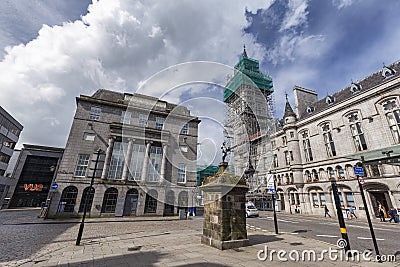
[271,140,276,149]
[284,151,290,165]
[323,132,336,157]
[148,146,162,182]
[302,133,313,162]
[0,152,10,164]
[156,117,165,130]
[312,193,319,206]
[181,123,189,135]
[74,154,90,177]
[139,114,148,127]
[108,142,125,180]
[89,107,101,121]
[320,193,326,206]
[345,192,355,207]
[121,111,131,124]
[350,122,367,151]
[273,154,278,168]
[177,163,186,183]
[83,132,95,141]
[289,151,294,161]
[129,144,145,181]
[282,136,287,146]
[290,131,294,138]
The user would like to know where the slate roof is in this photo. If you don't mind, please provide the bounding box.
[284,99,296,119]
[297,61,400,121]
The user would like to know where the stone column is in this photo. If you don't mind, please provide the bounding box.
[141,141,152,182]
[122,139,134,181]
[159,143,168,184]
[101,137,115,180]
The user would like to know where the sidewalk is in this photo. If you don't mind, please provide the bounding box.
[259,210,399,226]
[5,222,395,267]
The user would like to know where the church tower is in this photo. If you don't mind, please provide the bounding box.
[223,46,274,192]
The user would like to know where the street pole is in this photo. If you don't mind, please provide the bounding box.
[272,177,279,234]
[357,157,381,260]
[76,149,102,246]
[331,180,351,252]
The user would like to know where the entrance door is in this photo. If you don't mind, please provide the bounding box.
[123,189,138,216]
[369,192,390,218]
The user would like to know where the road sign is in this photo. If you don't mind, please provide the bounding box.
[358,176,365,185]
[353,166,364,176]
[266,174,275,189]
[268,188,276,195]
[51,183,58,190]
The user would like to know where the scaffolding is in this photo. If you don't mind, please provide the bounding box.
[223,50,275,192]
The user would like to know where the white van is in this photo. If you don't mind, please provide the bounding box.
[245,202,259,218]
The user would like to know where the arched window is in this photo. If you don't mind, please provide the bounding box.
[164,190,175,215]
[300,130,313,162]
[312,169,319,182]
[346,111,367,151]
[379,97,400,143]
[320,122,336,157]
[305,170,311,183]
[178,191,189,208]
[350,83,361,94]
[79,187,95,213]
[101,188,118,213]
[144,190,158,214]
[318,168,325,180]
[327,167,336,180]
[382,66,396,78]
[336,166,345,180]
[59,186,78,213]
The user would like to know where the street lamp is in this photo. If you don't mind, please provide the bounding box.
[76,148,103,246]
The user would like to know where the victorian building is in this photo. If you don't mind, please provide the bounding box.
[0,106,23,209]
[269,62,400,218]
[47,89,200,218]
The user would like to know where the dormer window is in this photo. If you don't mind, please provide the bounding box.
[306,106,314,113]
[382,66,395,78]
[350,83,361,94]
[326,95,335,105]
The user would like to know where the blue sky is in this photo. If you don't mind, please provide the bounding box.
[0,0,399,162]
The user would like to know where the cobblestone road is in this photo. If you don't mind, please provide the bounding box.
[0,209,201,266]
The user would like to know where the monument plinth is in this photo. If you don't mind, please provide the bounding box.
[200,162,249,250]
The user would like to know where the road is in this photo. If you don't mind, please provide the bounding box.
[247,211,400,261]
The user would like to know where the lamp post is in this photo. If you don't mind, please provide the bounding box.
[272,175,279,234]
[76,148,103,246]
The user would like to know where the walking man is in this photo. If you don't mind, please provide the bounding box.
[324,206,331,218]
[388,207,399,223]
[349,206,357,219]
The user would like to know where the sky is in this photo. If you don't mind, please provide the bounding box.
[1,0,400,165]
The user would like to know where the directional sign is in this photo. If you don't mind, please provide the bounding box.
[268,188,276,195]
[51,183,58,190]
[353,166,364,176]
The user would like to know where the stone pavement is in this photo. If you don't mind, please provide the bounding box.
[3,217,397,267]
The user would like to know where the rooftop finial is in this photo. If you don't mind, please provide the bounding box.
[285,91,288,101]
[243,44,247,57]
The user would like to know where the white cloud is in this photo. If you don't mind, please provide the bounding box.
[332,0,355,9]
[280,0,309,31]
[0,0,274,148]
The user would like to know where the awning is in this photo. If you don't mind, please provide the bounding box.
[345,145,400,165]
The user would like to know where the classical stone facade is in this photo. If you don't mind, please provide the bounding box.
[48,89,200,218]
[0,106,23,209]
[269,62,400,219]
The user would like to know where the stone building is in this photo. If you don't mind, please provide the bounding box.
[8,144,63,208]
[47,89,200,218]
[269,62,400,218]
[0,106,23,208]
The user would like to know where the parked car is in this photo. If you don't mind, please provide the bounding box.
[246,202,259,218]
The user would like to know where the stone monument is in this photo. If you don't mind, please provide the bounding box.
[200,143,249,250]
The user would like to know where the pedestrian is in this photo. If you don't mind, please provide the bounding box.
[349,206,357,219]
[378,205,386,222]
[388,207,399,223]
[324,206,331,218]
